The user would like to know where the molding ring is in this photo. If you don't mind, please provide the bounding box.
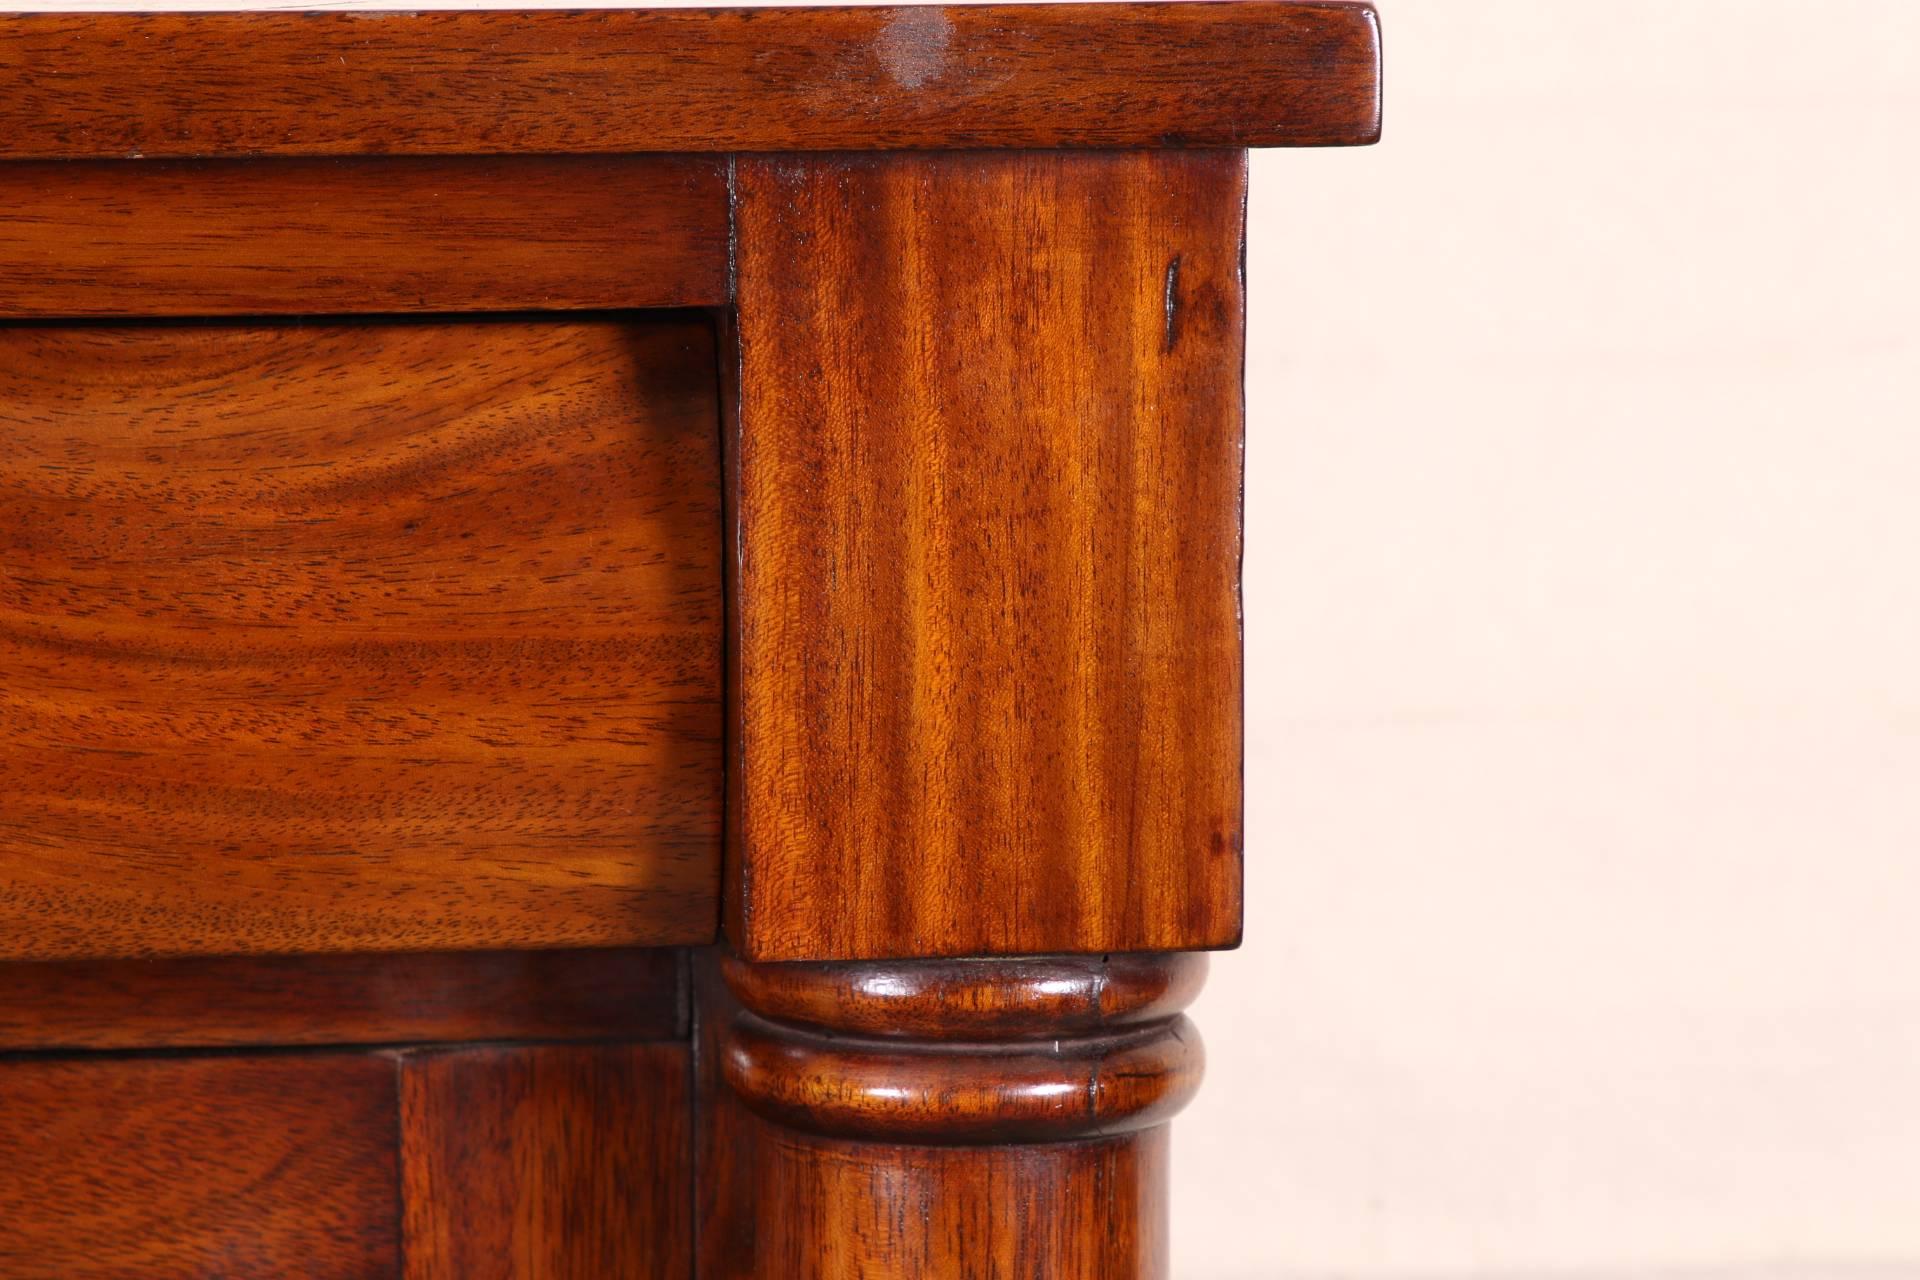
[724,1012,1203,1145]
[721,952,1208,1144]
[721,951,1207,1040]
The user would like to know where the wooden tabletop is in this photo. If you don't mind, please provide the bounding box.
[0,3,1381,158]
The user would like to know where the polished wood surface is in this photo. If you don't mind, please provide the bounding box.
[727,1015,1199,1143]
[721,953,1203,1146]
[0,316,723,959]
[693,951,762,1279]
[704,951,1200,1277]
[0,4,1375,1264]
[756,1130,1170,1279]
[0,4,1381,159]
[723,951,1207,1039]
[730,151,1245,962]
[0,948,683,1051]
[0,157,727,318]
[0,1053,401,1279]
[402,1043,692,1280]
[0,1042,691,1279]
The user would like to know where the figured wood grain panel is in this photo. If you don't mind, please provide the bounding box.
[0,157,728,318]
[0,1053,400,1279]
[730,152,1244,961]
[401,1043,692,1280]
[0,4,1382,158]
[0,317,722,960]
[0,947,684,1051]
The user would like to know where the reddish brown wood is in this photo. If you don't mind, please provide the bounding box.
[401,1043,693,1280]
[755,1129,1170,1278]
[0,5,1381,159]
[0,1042,695,1278]
[0,1053,401,1278]
[723,951,1207,1039]
[0,948,684,1051]
[0,4,1382,1270]
[0,157,727,318]
[707,951,1201,1276]
[0,316,723,960]
[729,151,1245,962]
[721,953,1203,1145]
[692,950,763,1279]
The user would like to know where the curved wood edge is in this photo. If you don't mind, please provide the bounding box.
[0,3,1381,160]
[726,1012,1203,1144]
[722,951,1208,1039]
[721,952,1205,1144]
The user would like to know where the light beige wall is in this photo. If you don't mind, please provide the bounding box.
[1182,2,1920,1276]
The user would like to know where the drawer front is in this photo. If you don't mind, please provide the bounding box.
[0,1042,691,1280]
[0,315,722,959]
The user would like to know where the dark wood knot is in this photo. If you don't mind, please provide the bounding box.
[721,953,1206,1145]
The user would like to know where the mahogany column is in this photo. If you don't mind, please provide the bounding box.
[721,953,1205,1276]
[715,150,1249,1275]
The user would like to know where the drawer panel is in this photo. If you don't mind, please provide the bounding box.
[0,315,722,959]
[0,1043,691,1280]
[0,1053,401,1279]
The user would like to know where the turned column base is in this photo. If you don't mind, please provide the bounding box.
[716,952,1208,1279]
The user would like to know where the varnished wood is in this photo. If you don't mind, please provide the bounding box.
[693,950,762,1279]
[0,948,683,1051]
[402,1043,692,1280]
[0,1042,694,1278]
[722,953,1203,1145]
[726,1005,1201,1145]
[0,4,1381,160]
[0,316,722,959]
[730,151,1245,962]
[707,951,1200,1276]
[723,951,1207,1039]
[0,1053,401,1279]
[0,157,727,318]
[0,1,1379,1270]
[756,1130,1170,1279]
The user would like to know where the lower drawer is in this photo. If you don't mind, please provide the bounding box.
[0,1041,691,1280]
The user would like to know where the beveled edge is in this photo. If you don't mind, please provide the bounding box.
[0,4,1381,159]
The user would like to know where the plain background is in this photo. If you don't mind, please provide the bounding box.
[18,1,1920,1276]
[1185,3,1920,1277]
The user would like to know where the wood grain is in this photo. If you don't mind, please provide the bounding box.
[723,956,1204,1145]
[0,316,723,960]
[730,151,1245,961]
[0,1053,401,1279]
[0,157,727,318]
[756,1129,1171,1279]
[0,948,684,1051]
[401,1043,692,1280]
[723,950,1207,1040]
[693,949,763,1279]
[0,4,1382,159]
[699,950,1200,1275]
[0,1042,695,1278]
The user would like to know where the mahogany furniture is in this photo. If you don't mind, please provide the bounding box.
[0,5,1380,1275]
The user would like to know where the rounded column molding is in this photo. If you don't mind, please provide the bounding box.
[721,952,1206,1145]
